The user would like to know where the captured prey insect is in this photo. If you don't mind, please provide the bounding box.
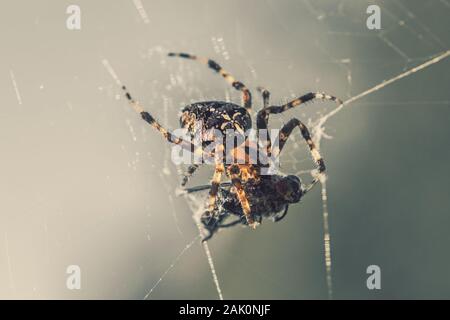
[181,173,305,241]
[119,52,342,241]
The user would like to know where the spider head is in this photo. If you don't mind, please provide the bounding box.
[276,175,303,203]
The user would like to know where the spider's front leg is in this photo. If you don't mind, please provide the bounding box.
[274,117,326,191]
[121,86,206,155]
[256,87,272,156]
[200,163,225,241]
[229,165,258,229]
[168,52,252,110]
[257,87,270,109]
[256,91,341,156]
[206,163,225,213]
[258,92,342,121]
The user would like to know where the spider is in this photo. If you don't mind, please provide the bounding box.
[120,52,342,240]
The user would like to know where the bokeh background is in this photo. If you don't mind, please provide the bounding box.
[0,0,449,299]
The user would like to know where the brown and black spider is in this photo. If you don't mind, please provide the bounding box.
[120,52,342,240]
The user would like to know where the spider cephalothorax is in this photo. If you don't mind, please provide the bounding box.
[120,52,341,241]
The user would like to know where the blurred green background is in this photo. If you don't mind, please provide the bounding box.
[0,0,449,299]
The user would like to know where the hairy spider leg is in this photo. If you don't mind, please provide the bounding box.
[122,86,207,157]
[256,87,272,157]
[168,52,252,110]
[260,92,342,116]
[207,163,225,212]
[183,182,232,194]
[256,91,341,155]
[200,164,226,242]
[257,86,270,109]
[274,118,326,192]
[200,143,226,230]
[229,165,257,228]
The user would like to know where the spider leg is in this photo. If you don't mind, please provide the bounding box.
[200,212,231,242]
[182,182,232,194]
[256,91,340,159]
[218,216,244,228]
[258,92,341,119]
[257,86,270,109]
[199,163,226,242]
[121,86,210,158]
[205,163,225,214]
[256,87,272,156]
[274,118,326,190]
[200,230,214,242]
[181,164,201,187]
[168,52,252,110]
[229,165,258,228]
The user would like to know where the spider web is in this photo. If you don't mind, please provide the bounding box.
[99,0,449,300]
